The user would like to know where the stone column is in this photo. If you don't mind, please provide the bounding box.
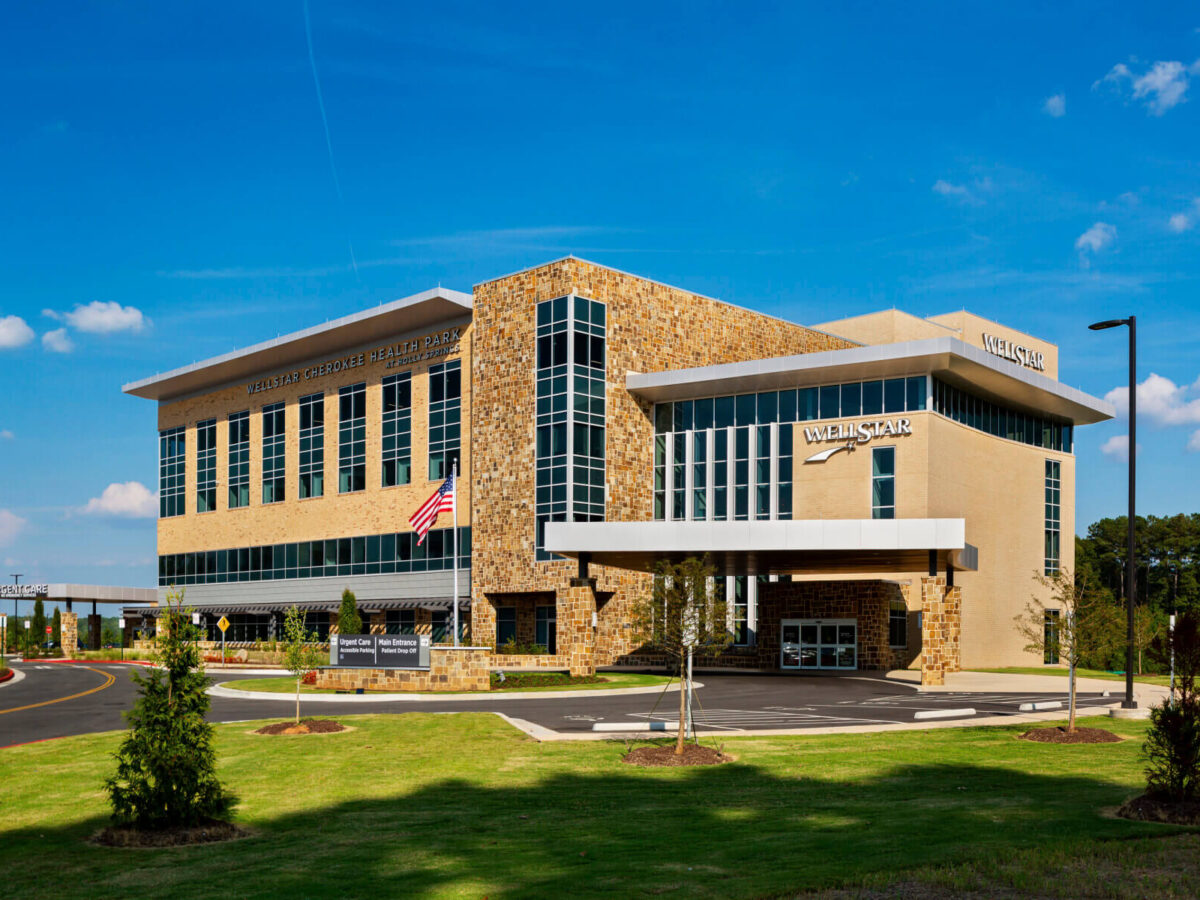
[920,576,947,686]
[561,578,597,677]
[61,611,78,657]
[944,585,962,674]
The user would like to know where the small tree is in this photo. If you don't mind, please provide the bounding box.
[29,599,47,658]
[337,588,362,636]
[282,606,324,725]
[105,589,235,829]
[1132,605,1167,675]
[1143,611,1200,801]
[1015,567,1118,733]
[51,608,61,648]
[630,556,731,755]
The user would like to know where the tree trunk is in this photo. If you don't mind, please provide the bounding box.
[675,661,687,755]
[296,677,301,725]
[1067,657,1076,733]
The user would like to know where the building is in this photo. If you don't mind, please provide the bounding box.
[122,257,1113,684]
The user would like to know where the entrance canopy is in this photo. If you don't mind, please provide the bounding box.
[544,518,977,577]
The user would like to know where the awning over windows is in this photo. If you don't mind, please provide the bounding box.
[123,597,469,618]
[544,518,978,576]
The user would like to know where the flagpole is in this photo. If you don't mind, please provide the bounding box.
[451,458,459,647]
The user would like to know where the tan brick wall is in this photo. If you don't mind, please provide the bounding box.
[157,318,471,554]
[470,257,857,663]
[314,646,491,692]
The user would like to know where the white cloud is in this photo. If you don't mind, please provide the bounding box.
[932,178,990,206]
[41,328,74,353]
[1095,58,1200,115]
[1100,434,1140,462]
[0,429,13,440]
[1188,431,1200,453]
[0,315,35,349]
[82,481,158,518]
[60,301,147,334]
[1169,213,1192,233]
[1043,93,1066,117]
[1074,222,1116,267]
[0,509,27,546]
[1104,373,1200,427]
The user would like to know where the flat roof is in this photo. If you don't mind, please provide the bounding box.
[39,584,158,604]
[626,336,1113,425]
[545,519,978,576]
[123,287,473,402]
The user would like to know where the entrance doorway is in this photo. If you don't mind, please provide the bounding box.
[780,619,857,670]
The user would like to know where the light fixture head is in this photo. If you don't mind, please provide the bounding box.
[1088,318,1129,331]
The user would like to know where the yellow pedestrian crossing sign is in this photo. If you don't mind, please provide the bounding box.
[217,615,230,633]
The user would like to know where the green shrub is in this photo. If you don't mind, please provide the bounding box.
[496,638,549,655]
[337,588,362,636]
[105,590,236,829]
[1144,611,1200,802]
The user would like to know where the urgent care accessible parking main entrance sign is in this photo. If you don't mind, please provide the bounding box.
[329,634,431,669]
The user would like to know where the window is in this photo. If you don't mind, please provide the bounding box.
[382,372,412,487]
[431,610,465,644]
[306,611,331,642]
[872,447,896,519]
[157,526,470,586]
[159,426,186,518]
[889,598,907,648]
[1044,610,1061,664]
[536,605,557,653]
[298,392,324,499]
[1044,459,1061,575]
[933,377,1072,452]
[731,576,749,645]
[385,610,415,635]
[196,419,216,513]
[535,295,606,558]
[227,412,250,509]
[262,402,285,504]
[496,607,517,645]
[428,360,461,481]
[338,383,366,493]
[206,613,271,643]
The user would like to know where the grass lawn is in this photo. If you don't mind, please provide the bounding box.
[973,666,1173,687]
[0,712,1192,898]
[223,671,673,695]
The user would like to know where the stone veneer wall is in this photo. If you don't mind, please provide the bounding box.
[470,257,858,665]
[314,646,491,692]
[919,577,962,685]
[61,611,78,657]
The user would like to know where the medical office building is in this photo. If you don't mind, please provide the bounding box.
[122,257,1112,685]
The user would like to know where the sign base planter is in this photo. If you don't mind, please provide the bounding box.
[315,645,491,692]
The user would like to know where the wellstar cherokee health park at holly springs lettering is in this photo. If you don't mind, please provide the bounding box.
[98,256,1113,688]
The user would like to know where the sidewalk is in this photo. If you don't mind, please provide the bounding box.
[888,668,1169,707]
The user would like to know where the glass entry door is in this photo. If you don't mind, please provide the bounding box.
[780,618,857,670]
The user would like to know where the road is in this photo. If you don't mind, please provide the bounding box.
[0,661,1116,747]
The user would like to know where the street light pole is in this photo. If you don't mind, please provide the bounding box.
[1089,315,1137,709]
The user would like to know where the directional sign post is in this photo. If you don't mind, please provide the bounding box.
[118,618,125,661]
[217,615,230,664]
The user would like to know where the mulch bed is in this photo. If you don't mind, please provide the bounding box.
[254,718,346,735]
[1018,726,1123,744]
[1119,794,1200,825]
[93,819,248,848]
[622,744,730,767]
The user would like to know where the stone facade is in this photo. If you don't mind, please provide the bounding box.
[470,257,857,667]
[314,646,490,692]
[61,611,78,657]
[919,576,962,685]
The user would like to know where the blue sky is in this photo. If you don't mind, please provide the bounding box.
[1,1,1198,607]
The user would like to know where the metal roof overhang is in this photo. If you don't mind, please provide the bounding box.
[123,287,474,402]
[625,336,1114,425]
[545,519,978,576]
[124,597,469,617]
[40,584,158,604]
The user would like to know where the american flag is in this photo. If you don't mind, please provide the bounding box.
[409,473,455,545]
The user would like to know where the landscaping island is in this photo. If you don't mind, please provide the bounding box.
[224,671,673,695]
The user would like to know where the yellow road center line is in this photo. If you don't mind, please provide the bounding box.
[0,666,117,715]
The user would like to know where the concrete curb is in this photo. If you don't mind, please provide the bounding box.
[208,679,694,703]
[0,667,25,688]
[508,703,1125,742]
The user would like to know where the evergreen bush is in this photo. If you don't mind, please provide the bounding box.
[338,588,362,636]
[1144,611,1200,802]
[105,590,235,829]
